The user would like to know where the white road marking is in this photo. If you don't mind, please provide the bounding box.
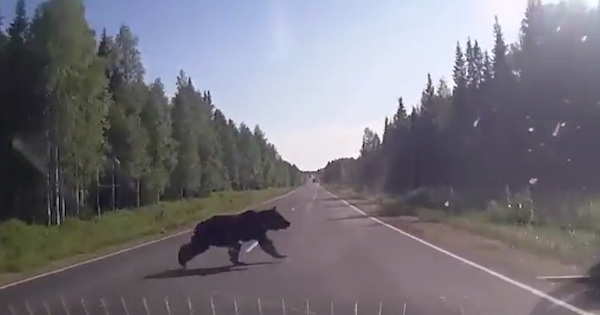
[246,241,259,253]
[537,275,590,280]
[291,207,295,211]
[306,185,319,212]
[0,186,302,290]
[323,188,594,315]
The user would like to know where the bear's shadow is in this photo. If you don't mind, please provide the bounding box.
[144,261,279,280]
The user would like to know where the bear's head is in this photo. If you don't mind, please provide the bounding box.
[260,206,291,231]
[177,242,194,268]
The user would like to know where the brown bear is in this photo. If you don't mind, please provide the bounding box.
[177,206,290,268]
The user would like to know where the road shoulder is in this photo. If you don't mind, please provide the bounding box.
[322,185,586,283]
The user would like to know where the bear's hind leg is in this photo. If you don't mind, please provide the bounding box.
[178,241,210,268]
[228,242,245,266]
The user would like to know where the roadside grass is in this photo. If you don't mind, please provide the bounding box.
[323,184,600,266]
[0,187,292,276]
[448,215,599,265]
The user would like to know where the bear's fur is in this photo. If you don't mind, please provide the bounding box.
[177,206,290,268]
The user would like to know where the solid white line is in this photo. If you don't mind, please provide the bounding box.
[322,188,594,315]
[0,186,301,291]
[537,275,590,280]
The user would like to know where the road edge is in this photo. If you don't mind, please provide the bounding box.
[322,187,593,315]
[0,186,301,291]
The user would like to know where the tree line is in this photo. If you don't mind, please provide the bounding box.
[0,0,302,225]
[321,0,600,205]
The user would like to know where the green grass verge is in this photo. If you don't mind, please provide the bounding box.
[448,215,600,265]
[0,187,293,276]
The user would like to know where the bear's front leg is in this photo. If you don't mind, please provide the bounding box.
[257,235,286,259]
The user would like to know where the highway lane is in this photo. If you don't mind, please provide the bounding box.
[0,182,592,315]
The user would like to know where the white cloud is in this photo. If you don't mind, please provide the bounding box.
[268,120,383,171]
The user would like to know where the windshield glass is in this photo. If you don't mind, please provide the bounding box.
[1,1,600,315]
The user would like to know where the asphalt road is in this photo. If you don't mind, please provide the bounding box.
[0,182,596,315]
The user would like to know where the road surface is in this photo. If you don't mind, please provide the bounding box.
[0,182,595,315]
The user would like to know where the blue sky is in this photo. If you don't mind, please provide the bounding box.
[4,0,548,171]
